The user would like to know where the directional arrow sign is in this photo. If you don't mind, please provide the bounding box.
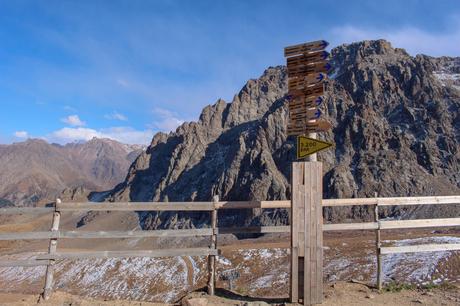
[287,50,329,66]
[297,136,333,159]
[287,119,333,135]
[288,61,332,78]
[290,108,321,120]
[288,73,325,90]
[289,82,324,98]
[284,40,329,57]
[288,96,323,112]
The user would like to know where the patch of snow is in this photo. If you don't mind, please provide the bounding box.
[433,72,460,87]
[379,236,460,284]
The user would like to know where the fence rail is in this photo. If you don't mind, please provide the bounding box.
[0,195,459,300]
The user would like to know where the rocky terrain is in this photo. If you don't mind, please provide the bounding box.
[0,138,143,206]
[104,39,459,228]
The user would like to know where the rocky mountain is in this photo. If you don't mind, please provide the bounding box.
[105,39,459,228]
[0,138,144,206]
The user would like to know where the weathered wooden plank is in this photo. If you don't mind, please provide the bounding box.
[214,200,290,209]
[57,202,215,211]
[303,162,314,305]
[0,259,51,267]
[43,209,60,300]
[315,162,323,303]
[322,198,378,206]
[291,162,301,303]
[289,108,321,121]
[323,222,378,231]
[37,248,218,260]
[377,196,460,206]
[284,40,328,57]
[216,226,290,234]
[286,51,329,66]
[380,243,460,254]
[290,247,299,303]
[288,60,330,75]
[322,196,460,207]
[0,231,55,240]
[379,218,460,229]
[288,82,324,98]
[0,229,213,240]
[0,207,55,215]
[208,195,218,296]
[288,73,325,87]
[61,229,212,238]
[287,119,332,135]
[218,241,290,251]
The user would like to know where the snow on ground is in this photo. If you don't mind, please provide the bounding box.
[0,236,458,302]
[380,236,460,284]
[0,254,207,303]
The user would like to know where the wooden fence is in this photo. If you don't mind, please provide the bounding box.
[0,195,459,301]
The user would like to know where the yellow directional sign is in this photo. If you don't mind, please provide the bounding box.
[297,136,333,159]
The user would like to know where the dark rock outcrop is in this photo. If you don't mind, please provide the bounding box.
[107,40,460,228]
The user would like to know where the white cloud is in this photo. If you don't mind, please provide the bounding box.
[151,107,185,132]
[329,17,460,56]
[61,114,86,126]
[104,111,128,121]
[47,126,152,145]
[14,131,29,138]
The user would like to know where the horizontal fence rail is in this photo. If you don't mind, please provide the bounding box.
[380,243,460,255]
[0,195,459,299]
[36,248,218,260]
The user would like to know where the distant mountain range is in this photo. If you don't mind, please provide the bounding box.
[1,39,459,227]
[0,138,144,206]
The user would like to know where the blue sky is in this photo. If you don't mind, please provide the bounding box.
[1,0,460,144]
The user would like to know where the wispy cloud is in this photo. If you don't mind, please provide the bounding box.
[47,126,152,145]
[61,114,85,126]
[329,16,460,56]
[104,111,128,121]
[151,107,185,132]
[14,131,29,138]
[63,105,77,112]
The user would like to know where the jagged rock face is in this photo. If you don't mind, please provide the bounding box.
[109,40,460,228]
[0,138,143,206]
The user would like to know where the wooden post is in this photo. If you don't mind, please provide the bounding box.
[291,162,323,305]
[374,192,382,291]
[42,198,61,300]
[305,132,317,162]
[208,195,218,295]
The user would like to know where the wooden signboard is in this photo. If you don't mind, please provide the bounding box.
[297,136,333,159]
[287,51,329,67]
[287,119,333,135]
[288,73,325,89]
[284,40,329,57]
[285,40,333,139]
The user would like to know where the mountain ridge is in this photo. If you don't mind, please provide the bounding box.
[0,137,144,206]
[105,39,460,228]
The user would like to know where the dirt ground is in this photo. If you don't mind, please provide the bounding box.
[0,282,459,306]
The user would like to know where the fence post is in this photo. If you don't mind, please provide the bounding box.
[208,195,218,295]
[42,198,61,300]
[374,192,382,291]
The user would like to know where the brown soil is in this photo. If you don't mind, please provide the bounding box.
[0,282,458,305]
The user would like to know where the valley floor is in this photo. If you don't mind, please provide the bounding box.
[0,282,459,306]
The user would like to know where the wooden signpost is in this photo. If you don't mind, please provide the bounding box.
[284,40,333,305]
